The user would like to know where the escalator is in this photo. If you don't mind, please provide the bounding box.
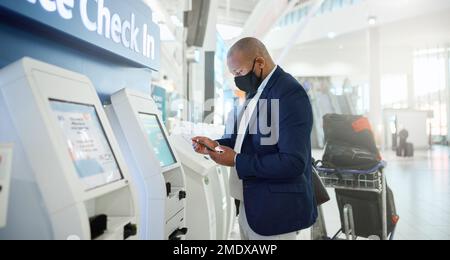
[301,77,356,149]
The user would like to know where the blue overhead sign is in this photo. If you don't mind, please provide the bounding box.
[152,85,167,123]
[0,0,160,70]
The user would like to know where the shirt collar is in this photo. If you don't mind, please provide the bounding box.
[257,65,278,93]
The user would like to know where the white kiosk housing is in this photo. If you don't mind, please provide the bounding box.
[106,89,187,240]
[0,144,13,229]
[196,123,236,240]
[170,134,218,240]
[0,58,139,240]
[172,122,232,240]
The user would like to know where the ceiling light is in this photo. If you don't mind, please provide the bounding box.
[327,32,336,39]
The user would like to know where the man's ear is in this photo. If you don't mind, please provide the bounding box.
[255,57,266,69]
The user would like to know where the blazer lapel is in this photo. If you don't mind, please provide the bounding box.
[246,66,283,140]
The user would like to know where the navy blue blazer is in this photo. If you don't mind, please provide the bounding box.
[217,66,317,236]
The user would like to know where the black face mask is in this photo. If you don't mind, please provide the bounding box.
[234,59,263,95]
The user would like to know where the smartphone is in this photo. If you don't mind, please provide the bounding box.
[194,140,223,154]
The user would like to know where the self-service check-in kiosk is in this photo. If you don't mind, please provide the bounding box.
[170,134,218,240]
[0,58,139,240]
[190,123,235,240]
[0,144,13,229]
[172,122,232,240]
[106,89,187,240]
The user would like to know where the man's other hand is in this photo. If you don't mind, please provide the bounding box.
[208,146,237,167]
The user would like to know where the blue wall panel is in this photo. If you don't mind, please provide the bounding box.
[0,13,152,102]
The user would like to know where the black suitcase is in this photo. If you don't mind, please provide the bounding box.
[335,186,399,239]
[323,114,381,159]
[322,142,380,170]
[406,143,414,157]
[396,147,402,157]
[396,143,414,157]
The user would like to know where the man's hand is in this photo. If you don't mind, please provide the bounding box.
[192,136,219,155]
[208,146,237,167]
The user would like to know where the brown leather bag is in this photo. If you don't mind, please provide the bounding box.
[312,164,330,206]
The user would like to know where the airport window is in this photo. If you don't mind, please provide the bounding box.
[414,49,448,137]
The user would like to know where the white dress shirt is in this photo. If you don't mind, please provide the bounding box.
[230,66,278,201]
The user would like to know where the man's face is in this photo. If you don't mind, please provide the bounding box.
[227,51,257,77]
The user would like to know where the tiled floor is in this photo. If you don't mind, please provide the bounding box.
[229,146,450,240]
[382,146,450,240]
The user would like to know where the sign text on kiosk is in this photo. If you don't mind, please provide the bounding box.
[0,0,160,69]
[26,0,156,60]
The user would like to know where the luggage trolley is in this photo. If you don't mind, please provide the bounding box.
[315,161,399,240]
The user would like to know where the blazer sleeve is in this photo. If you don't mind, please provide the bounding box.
[235,86,312,180]
[216,138,235,149]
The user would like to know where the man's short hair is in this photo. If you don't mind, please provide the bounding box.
[228,37,270,59]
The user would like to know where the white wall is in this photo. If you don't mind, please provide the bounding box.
[278,45,368,78]
[277,30,421,79]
